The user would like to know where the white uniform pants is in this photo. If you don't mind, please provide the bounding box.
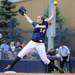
[18,40,50,64]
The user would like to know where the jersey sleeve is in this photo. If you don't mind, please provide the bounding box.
[45,21,48,29]
[32,22,37,27]
[66,46,70,54]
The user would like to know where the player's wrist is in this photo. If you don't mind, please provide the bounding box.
[24,13,27,16]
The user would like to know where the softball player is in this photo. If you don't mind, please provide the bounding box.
[5,6,64,73]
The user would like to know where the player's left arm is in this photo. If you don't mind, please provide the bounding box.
[47,6,55,25]
[67,54,70,62]
[67,47,70,62]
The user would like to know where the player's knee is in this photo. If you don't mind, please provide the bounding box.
[42,59,50,64]
[17,53,24,59]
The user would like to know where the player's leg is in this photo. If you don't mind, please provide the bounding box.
[60,60,64,69]
[60,57,67,69]
[36,43,51,72]
[36,43,55,72]
[4,40,35,71]
[36,43,50,64]
[36,43,64,73]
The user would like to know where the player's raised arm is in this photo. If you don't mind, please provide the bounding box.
[47,6,55,25]
[18,6,33,24]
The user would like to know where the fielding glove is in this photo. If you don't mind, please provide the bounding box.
[18,6,27,16]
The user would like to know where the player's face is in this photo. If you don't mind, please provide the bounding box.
[36,16,43,23]
[61,45,64,47]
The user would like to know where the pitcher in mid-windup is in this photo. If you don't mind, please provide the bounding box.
[4,6,64,73]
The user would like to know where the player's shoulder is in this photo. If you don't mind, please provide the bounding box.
[63,45,69,48]
[43,21,48,27]
[32,21,38,26]
[44,21,48,24]
[32,21,38,24]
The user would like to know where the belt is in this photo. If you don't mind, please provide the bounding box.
[32,39,44,43]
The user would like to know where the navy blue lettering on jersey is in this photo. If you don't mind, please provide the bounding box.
[32,21,48,43]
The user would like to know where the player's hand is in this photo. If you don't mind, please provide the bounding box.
[61,57,63,61]
[66,58,69,62]
[18,6,27,16]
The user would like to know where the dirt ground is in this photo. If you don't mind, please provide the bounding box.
[0,73,75,75]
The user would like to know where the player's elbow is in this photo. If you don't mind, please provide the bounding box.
[48,21,52,25]
[26,19,33,24]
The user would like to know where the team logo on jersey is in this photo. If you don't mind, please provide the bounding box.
[35,24,46,28]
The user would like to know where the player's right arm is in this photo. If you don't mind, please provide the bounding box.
[24,14,33,24]
[18,6,33,24]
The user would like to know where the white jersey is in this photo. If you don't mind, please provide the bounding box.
[56,45,70,57]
